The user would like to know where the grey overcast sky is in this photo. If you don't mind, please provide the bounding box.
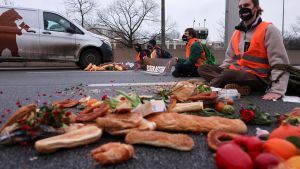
[11,0,300,41]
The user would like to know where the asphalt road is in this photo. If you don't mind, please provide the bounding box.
[0,69,299,169]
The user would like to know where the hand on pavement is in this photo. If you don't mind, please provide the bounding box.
[262,92,282,101]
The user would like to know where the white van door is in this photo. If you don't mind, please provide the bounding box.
[39,11,76,60]
[0,7,40,59]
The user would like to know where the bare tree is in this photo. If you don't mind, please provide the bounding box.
[95,0,159,48]
[64,0,97,28]
[0,0,14,6]
[216,18,225,43]
[283,16,300,50]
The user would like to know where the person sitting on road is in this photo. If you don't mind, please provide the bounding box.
[198,0,290,100]
[147,39,163,59]
[134,43,150,70]
[172,28,206,77]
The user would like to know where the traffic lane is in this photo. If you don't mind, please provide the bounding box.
[0,70,188,87]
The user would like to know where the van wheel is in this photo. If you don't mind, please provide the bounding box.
[79,49,102,69]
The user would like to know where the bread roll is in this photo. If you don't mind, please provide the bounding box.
[207,130,241,151]
[146,113,247,134]
[91,142,134,165]
[125,131,194,151]
[35,126,102,154]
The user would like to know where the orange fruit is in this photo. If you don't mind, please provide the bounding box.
[264,138,298,160]
[269,124,300,139]
[285,156,300,169]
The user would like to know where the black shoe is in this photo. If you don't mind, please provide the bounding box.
[172,71,181,77]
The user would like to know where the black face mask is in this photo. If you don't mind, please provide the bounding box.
[239,7,254,21]
[182,35,188,42]
[135,47,141,52]
[147,45,153,50]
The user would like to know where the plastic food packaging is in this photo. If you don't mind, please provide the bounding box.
[218,89,241,100]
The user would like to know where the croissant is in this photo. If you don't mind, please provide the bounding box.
[91,142,134,165]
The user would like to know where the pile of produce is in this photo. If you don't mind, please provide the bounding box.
[84,63,129,71]
[0,80,299,168]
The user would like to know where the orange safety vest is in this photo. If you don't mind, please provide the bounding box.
[136,52,141,61]
[229,21,271,78]
[185,38,206,67]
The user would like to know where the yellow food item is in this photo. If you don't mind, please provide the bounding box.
[285,156,300,169]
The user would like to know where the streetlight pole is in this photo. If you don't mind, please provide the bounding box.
[193,20,195,28]
[204,19,206,28]
[282,0,285,37]
[161,0,166,49]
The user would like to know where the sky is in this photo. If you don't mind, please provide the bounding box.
[7,0,300,41]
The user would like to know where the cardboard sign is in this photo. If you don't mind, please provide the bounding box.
[142,58,175,75]
[146,65,165,74]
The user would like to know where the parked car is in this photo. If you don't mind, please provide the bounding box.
[0,6,113,68]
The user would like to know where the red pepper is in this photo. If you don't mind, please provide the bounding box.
[233,136,263,160]
[215,142,253,169]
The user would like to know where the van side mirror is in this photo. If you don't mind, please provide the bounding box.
[66,27,75,34]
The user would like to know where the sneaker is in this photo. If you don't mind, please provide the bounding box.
[224,83,251,96]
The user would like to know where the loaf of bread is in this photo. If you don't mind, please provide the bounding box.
[0,104,37,134]
[146,113,247,134]
[107,118,156,135]
[91,142,134,165]
[52,99,79,108]
[35,126,102,154]
[76,103,110,122]
[125,131,194,151]
[96,112,142,131]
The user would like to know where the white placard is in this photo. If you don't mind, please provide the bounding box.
[146,65,166,74]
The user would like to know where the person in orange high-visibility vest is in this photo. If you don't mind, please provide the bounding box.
[172,28,206,77]
[198,0,290,100]
[134,43,150,69]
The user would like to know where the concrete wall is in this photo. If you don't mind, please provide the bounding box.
[114,48,300,65]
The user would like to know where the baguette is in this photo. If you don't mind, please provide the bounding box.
[146,113,247,134]
[171,102,203,113]
[91,142,134,165]
[106,118,156,135]
[125,131,194,151]
[35,126,102,154]
[0,104,37,134]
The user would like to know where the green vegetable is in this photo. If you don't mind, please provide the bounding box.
[197,84,212,93]
[221,105,235,114]
[116,90,142,108]
[183,108,239,119]
[105,98,119,109]
[286,136,300,149]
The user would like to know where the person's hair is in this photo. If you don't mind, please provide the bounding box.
[252,0,263,16]
[184,28,197,38]
[134,43,141,48]
[148,39,156,46]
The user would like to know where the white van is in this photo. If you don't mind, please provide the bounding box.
[0,6,113,68]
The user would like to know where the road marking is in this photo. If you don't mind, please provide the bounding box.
[88,82,177,87]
